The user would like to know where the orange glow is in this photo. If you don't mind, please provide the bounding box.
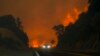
[74,8,81,19]
[62,6,88,27]
[29,38,58,48]
[83,4,89,13]
[61,0,89,27]
[62,8,81,26]
[29,40,39,48]
[63,14,74,26]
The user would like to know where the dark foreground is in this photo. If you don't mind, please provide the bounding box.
[36,48,100,56]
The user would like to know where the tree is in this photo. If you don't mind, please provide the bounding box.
[53,24,65,36]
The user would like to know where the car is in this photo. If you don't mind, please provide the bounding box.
[41,44,51,49]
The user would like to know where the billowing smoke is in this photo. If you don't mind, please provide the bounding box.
[0,0,89,48]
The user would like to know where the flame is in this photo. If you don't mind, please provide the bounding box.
[62,5,89,27]
[63,13,74,26]
[62,8,81,26]
[27,28,58,48]
[29,40,39,48]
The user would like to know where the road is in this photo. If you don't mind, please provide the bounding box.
[35,49,100,56]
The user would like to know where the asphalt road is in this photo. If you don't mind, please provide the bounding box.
[35,49,100,56]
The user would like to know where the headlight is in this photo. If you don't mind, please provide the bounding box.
[42,45,46,48]
[47,45,51,48]
[42,45,51,49]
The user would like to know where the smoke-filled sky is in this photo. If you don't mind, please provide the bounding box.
[0,0,88,48]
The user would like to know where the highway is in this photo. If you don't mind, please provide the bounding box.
[35,49,100,56]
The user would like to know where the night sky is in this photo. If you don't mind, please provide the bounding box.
[0,0,88,48]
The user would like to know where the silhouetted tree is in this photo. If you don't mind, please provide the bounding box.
[16,18,23,30]
[53,24,65,36]
[53,0,100,51]
[0,15,29,50]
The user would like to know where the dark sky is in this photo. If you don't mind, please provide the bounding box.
[0,0,88,48]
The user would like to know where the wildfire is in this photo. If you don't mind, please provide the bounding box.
[0,0,89,49]
[62,8,80,26]
[26,0,89,48]
[29,40,39,48]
